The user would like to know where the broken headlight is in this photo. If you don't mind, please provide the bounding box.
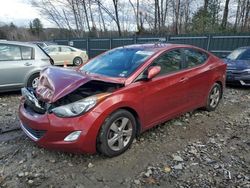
[52,93,110,117]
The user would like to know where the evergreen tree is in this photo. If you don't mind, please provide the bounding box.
[29,18,43,36]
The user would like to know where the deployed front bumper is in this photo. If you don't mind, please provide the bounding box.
[18,88,103,154]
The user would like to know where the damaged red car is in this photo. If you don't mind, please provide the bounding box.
[19,44,226,157]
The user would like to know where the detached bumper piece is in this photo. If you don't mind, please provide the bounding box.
[21,88,47,114]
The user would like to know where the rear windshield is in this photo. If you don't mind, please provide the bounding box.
[81,48,155,78]
[37,45,52,59]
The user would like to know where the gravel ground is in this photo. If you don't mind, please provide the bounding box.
[0,87,249,188]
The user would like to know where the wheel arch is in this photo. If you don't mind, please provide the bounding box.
[94,105,142,151]
[73,56,83,64]
[117,106,142,136]
[24,70,41,87]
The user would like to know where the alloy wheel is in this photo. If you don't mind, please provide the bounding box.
[209,86,220,108]
[107,117,133,151]
[32,77,39,89]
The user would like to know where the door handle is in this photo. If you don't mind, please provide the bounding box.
[24,62,32,66]
[179,77,188,83]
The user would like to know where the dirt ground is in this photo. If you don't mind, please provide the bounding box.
[0,86,249,188]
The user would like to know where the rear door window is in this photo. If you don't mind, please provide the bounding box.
[0,44,21,61]
[21,46,33,60]
[61,47,73,52]
[45,46,59,53]
[184,49,208,68]
[152,49,182,76]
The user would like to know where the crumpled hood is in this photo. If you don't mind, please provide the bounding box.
[224,59,250,70]
[36,66,125,103]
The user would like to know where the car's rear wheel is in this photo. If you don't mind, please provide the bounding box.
[27,73,40,89]
[73,57,83,66]
[97,109,136,157]
[205,83,222,111]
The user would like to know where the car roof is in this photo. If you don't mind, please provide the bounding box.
[117,43,200,52]
[0,40,38,48]
[46,44,73,48]
[237,46,250,50]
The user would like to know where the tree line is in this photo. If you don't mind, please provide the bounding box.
[0,0,249,41]
[30,0,250,37]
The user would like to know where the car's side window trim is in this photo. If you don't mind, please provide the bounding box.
[182,48,209,70]
[20,46,34,60]
[150,48,185,77]
[134,48,185,82]
[0,44,22,62]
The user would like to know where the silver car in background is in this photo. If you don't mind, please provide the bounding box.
[0,41,53,92]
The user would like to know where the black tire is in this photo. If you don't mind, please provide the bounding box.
[27,73,40,89]
[97,109,137,157]
[205,83,222,111]
[73,57,83,66]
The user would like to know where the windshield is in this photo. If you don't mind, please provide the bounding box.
[227,48,246,60]
[81,48,155,78]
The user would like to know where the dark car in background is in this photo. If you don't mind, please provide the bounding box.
[0,41,53,92]
[224,46,250,86]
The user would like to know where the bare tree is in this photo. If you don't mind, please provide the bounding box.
[112,0,122,36]
[93,0,122,36]
[171,0,180,34]
[28,0,246,36]
[82,0,91,32]
[97,0,106,31]
[233,0,250,31]
[243,0,250,31]
[221,0,230,29]
[204,0,209,12]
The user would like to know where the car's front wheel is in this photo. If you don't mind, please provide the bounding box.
[205,83,222,111]
[97,109,137,157]
[27,73,40,89]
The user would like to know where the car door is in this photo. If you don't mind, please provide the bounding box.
[182,48,211,108]
[142,49,190,127]
[58,46,74,64]
[0,44,34,89]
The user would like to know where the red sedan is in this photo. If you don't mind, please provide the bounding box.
[19,44,226,157]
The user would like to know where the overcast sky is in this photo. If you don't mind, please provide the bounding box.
[0,0,53,27]
[0,0,237,28]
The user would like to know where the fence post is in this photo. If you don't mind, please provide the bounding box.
[166,35,169,43]
[134,36,137,44]
[86,37,89,56]
[207,35,211,51]
[109,37,112,49]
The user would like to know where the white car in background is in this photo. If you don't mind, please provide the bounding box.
[0,41,53,92]
[44,45,88,66]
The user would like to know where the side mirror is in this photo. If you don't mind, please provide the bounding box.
[147,66,161,80]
